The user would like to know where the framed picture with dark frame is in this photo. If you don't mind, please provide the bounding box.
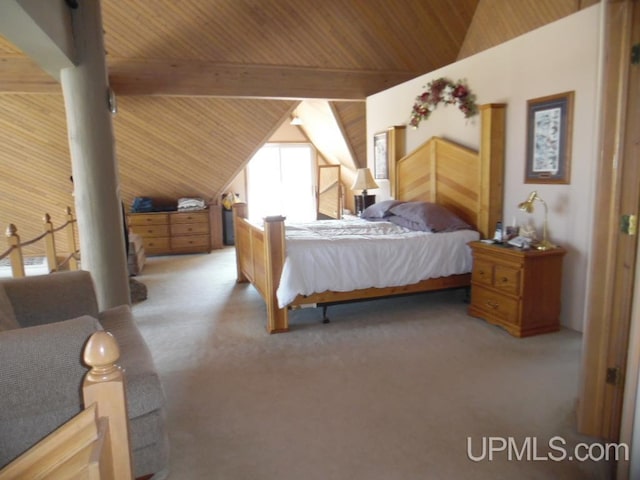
[525,91,574,184]
[373,130,389,180]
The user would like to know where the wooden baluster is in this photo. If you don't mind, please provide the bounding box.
[83,331,134,480]
[43,213,57,273]
[66,207,79,270]
[6,224,25,278]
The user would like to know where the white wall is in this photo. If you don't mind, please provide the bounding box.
[366,5,602,332]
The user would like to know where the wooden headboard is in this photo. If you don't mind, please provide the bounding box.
[393,103,506,239]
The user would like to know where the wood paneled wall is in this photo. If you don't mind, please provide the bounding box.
[458,0,599,59]
[0,94,294,255]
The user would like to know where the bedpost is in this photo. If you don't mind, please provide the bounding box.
[478,103,506,239]
[263,215,288,333]
[232,203,249,283]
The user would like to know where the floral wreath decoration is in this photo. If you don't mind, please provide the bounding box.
[409,77,479,128]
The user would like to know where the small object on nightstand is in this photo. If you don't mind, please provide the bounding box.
[493,221,503,243]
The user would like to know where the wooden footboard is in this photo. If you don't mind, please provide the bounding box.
[233,204,289,333]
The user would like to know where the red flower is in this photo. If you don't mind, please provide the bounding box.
[453,85,468,98]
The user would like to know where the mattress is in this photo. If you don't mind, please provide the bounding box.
[276,218,479,307]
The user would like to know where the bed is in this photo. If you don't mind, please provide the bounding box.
[233,103,506,333]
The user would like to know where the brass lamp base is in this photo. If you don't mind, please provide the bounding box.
[535,239,556,251]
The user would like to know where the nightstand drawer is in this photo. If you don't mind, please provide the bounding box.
[472,285,519,324]
[472,259,494,286]
[493,265,520,295]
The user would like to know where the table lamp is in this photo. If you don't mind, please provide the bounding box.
[517,191,556,250]
[351,168,378,215]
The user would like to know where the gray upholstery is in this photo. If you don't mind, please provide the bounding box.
[0,271,169,478]
[0,286,18,331]
[2,270,99,328]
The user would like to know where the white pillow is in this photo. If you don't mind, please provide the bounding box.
[0,285,19,331]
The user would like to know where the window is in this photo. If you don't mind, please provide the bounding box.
[247,144,316,222]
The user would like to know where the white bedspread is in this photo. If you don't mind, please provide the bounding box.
[276,218,479,307]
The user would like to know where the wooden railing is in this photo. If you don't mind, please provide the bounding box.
[0,331,134,479]
[0,207,79,278]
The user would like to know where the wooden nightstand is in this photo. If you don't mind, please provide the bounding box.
[467,241,566,337]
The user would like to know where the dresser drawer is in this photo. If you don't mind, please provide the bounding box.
[171,234,210,250]
[171,212,209,224]
[170,222,209,236]
[130,224,170,238]
[493,264,520,295]
[142,236,170,253]
[128,213,169,226]
[471,285,519,325]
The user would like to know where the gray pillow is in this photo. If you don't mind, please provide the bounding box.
[361,200,405,220]
[0,286,19,331]
[388,201,471,232]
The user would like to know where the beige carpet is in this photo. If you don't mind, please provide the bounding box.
[132,248,611,480]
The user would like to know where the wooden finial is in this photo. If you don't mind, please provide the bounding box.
[6,224,17,237]
[84,331,122,382]
[43,213,51,223]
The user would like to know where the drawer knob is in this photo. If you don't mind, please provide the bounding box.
[485,301,499,309]
[501,277,508,283]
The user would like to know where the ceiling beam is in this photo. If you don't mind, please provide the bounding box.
[0,0,75,81]
[0,56,417,99]
[106,60,416,100]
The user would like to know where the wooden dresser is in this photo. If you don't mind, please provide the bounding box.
[128,210,211,255]
[467,241,566,337]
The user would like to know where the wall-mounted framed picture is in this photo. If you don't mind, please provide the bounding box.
[373,130,389,180]
[525,91,574,184]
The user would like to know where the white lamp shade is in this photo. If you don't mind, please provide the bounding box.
[351,168,379,192]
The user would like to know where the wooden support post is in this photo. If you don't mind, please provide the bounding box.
[263,216,288,333]
[233,203,249,283]
[66,207,79,270]
[43,213,57,273]
[5,224,25,278]
[82,331,134,480]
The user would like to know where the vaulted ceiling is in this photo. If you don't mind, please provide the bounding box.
[0,0,596,254]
